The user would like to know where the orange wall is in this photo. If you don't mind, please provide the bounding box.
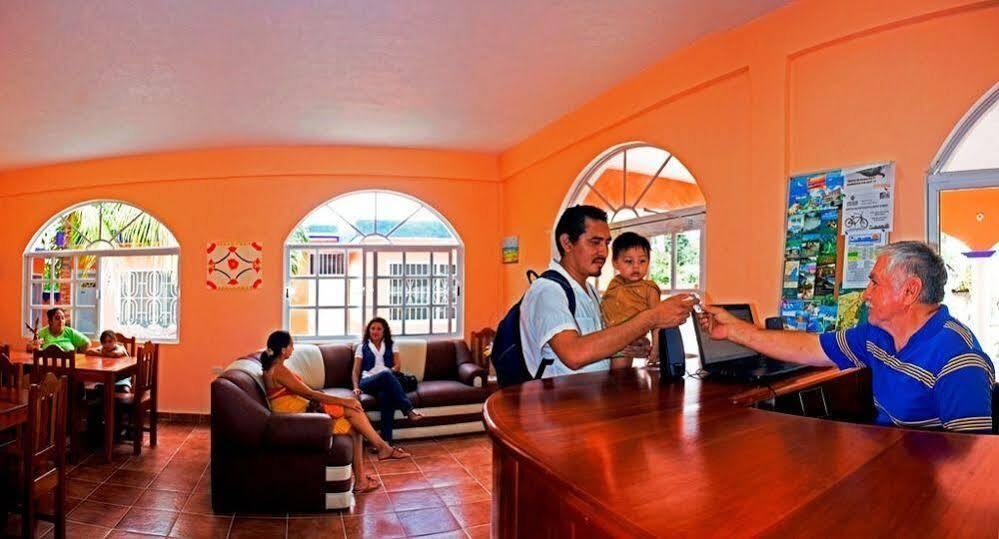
[941,187,999,251]
[499,0,999,315]
[0,147,502,413]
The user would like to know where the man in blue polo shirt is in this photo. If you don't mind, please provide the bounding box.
[699,241,994,433]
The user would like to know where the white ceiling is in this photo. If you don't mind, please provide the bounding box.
[0,0,787,171]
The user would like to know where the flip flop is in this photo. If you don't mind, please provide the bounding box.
[378,446,411,460]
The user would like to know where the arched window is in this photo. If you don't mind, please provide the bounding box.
[285,190,462,339]
[24,201,180,341]
[928,82,999,359]
[561,143,706,294]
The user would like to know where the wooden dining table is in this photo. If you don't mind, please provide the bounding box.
[9,351,136,462]
[0,387,28,433]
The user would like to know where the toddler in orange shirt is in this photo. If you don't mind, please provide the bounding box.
[601,232,663,366]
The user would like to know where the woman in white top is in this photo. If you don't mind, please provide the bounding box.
[352,318,423,444]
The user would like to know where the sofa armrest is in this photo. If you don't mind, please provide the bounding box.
[457,362,487,388]
[263,413,332,452]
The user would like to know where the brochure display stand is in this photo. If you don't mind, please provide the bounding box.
[780,163,894,331]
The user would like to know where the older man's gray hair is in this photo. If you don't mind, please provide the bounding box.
[879,241,948,304]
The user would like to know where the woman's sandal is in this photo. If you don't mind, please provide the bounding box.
[378,446,411,460]
[353,474,381,494]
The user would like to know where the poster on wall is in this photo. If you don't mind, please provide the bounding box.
[502,236,519,264]
[207,242,263,290]
[780,169,844,332]
[841,163,895,234]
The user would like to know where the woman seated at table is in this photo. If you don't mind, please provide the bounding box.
[352,318,423,445]
[85,330,128,358]
[29,307,89,353]
[261,330,410,493]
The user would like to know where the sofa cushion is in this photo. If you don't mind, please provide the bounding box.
[416,380,489,407]
[285,344,325,389]
[224,357,266,398]
[395,339,427,381]
[424,341,458,381]
[319,344,355,389]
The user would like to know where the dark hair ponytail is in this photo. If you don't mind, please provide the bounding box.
[261,330,292,372]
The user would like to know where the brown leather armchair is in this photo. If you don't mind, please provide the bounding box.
[210,365,353,513]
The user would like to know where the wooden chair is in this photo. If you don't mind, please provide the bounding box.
[113,333,137,357]
[116,342,158,455]
[1,373,68,539]
[0,348,24,452]
[470,328,496,369]
[0,345,21,390]
[32,347,88,461]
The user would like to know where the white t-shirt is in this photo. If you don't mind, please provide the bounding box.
[519,260,608,378]
[355,341,398,379]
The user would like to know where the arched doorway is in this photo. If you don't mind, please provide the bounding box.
[927,82,999,359]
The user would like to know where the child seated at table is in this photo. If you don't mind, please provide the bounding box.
[85,330,128,358]
[601,232,663,367]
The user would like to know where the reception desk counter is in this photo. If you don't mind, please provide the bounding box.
[483,368,999,538]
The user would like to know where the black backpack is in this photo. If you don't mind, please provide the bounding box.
[493,269,576,387]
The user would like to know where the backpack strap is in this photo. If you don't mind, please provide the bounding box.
[538,270,576,316]
[532,269,579,379]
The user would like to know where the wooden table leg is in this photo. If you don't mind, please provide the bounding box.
[104,374,114,462]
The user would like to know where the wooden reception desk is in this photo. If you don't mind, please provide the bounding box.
[483,368,999,538]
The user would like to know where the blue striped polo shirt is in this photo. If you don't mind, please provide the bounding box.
[819,305,995,433]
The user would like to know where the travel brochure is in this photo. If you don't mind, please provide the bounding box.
[780,163,893,332]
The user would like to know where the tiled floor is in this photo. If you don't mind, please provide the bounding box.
[4,423,493,538]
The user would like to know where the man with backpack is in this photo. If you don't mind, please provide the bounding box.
[498,205,697,383]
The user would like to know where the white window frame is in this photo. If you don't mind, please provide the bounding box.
[556,142,707,295]
[283,190,464,341]
[22,200,181,343]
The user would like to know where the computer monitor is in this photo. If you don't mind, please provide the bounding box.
[694,304,760,366]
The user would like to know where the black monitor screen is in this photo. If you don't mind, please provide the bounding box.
[696,305,759,365]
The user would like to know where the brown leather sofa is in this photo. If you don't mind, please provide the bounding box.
[210,338,491,513]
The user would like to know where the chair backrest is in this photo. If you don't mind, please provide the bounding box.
[0,344,21,390]
[470,328,496,368]
[135,342,159,398]
[114,333,137,356]
[31,346,76,383]
[27,372,67,467]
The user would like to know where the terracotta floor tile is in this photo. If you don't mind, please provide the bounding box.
[180,490,221,515]
[448,500,491,528]
[348,492,394,515]
[115,507,179,536]
[286,516,345,538]
[106,529,163,538]
[67,500,130,528]
[414,454,461,470]
[465,523,491,539]
[69,464,119,483]
[135,488,191,511]
[434,483,490,506]
[380,472,431,492]
[106,469,158,488]
[342,512,405,538]
[149,473,200,493]
[402,441,449,457]
[168,513,233,538]
[396,507,462,536]
[422,466,476,488]
[43,520,111,539]
[388,488,445,511]
[66,478,101,499]
[87,483,145,506]
[228,516,287,539]
[418,531,469,539]
[372,457,419,475]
